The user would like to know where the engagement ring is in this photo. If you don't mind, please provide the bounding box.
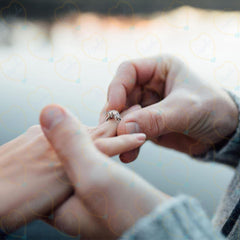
[105,110,121,122]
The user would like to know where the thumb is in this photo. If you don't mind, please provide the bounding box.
[39,104,107,190]
[118,96,188,138]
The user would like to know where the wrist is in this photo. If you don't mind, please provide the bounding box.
[210,89,239,145]
[194,90,240,167]
[223,89,239,137]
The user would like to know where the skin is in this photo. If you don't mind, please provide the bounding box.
[0,125,71,232]
[100,55,239,163]
[0,104,166,238]
[1,55,238,238]
[40,104,170,239]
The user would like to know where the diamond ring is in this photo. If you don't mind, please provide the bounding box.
[105,110,121,122]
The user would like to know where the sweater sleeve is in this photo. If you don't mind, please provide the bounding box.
[119,195,225,240]
[194,91,240,168]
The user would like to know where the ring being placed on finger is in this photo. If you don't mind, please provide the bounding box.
[105,110,121,122]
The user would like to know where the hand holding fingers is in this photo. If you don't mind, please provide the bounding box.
[89,104,142,141]
[98,56,174,163]
[100,54,239,162]
[89,105,144,159]
[40,104,169,238]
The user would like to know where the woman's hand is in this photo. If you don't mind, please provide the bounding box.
[100,55,239,162]
[40,104,170,239]
[0,106,144,233]
[0,125,71,232]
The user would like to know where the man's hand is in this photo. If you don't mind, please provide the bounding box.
[100,55,238,162]
[40,104,169,239]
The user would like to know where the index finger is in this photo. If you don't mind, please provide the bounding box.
[99,58,159,123]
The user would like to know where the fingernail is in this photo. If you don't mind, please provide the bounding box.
[135,133,146,142]
[125,122,140,134]
[42,106,64,130]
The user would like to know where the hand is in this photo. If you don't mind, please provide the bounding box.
[89,104,147,157]
[40,104,170,239]
[100,55,239,162]
[0,125,71,232]
[0,106,145,233]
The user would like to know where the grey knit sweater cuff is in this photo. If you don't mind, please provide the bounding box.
[119,195,225,240]
[194,91,240,167]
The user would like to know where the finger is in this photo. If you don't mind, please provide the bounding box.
[94,133,146,157]
[99,62,137,123]
[94,104,141,139]
[121,104,141,117]
[108,58,162,109]
[119,106,143,163]
[99,58,164,123]
[88,121,118,140]
[40,104,107,190]
[117,91,189,138]
[120,148,140,164]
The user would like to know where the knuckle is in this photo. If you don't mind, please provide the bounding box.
[163,54,182,67]
[186,92,202,110]
[117,61,135,76]
[145,109,164,136]
[26,125,41,135]
[25,125,49,145]
[118,61,133,71]
[159,55,185,77]
[31,133,52,154]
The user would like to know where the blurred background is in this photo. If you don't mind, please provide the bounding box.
[0,0,239,239]
[1,0,240,19]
